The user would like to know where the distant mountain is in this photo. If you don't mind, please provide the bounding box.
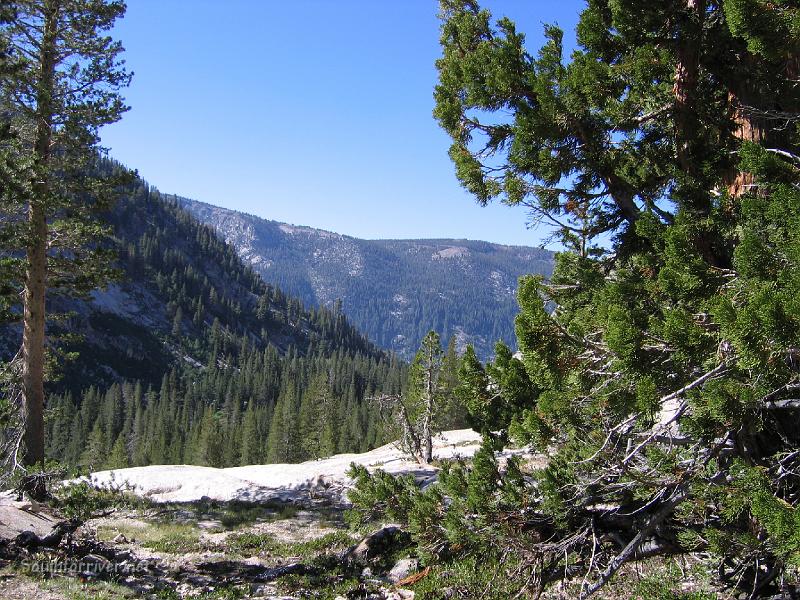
[180,198,554,359]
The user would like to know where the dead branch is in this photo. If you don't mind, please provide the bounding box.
[369,394,424,464]
[579,485,688,599]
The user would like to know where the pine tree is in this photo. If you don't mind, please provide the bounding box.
[349,2,800,597]
[240,402,261,465]
[1,0,131,468]
[80,421,107,471]
[374,331,446,464]
[107,434,129,470]
[410,332,444,463]
[0,5,26,323]
[266,382,301,463]
[194,409,225,468]
[299,372,335,459]
[223,396,242,467]
[438,335,467,429]
[171,306,183,337]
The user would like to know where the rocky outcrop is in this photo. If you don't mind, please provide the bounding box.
[78,430,544,505]
[344,526,410,564]
[0,495,77,549]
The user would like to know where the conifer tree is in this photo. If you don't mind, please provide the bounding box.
[223,397,242,467]
[171,306,183,337]
[240,402,261,465]
[194,409,225,468]
[299,372,335,459]
[351,2,800,597]
[107,434,129,469]
[412,331,444,463]
[438,335,467,429]
[80,421,107,471]
[374,331,447,464]
[0,0,131,468]
[266,382,301,463]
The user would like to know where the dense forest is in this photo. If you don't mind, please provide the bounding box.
[46,345,401,470]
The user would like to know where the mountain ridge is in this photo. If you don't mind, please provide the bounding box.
[179,197,555,359]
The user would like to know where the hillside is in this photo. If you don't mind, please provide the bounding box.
[0,162,384,391]
[179,198,554,359]
[1,162,405,469]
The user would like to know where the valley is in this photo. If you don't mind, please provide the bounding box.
[180,198,554,360]
[2,0,799,598]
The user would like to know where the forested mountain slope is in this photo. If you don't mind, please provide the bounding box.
[2,162,405,469]
[179,198,554,359]
[2,163,382,390]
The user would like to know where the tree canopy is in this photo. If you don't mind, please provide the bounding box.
[0,0,131,470]
[350,1,800,596]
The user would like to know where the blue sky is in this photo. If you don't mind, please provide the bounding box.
[101,1,585,247]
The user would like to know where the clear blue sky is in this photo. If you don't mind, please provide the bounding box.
[101,1,584,247]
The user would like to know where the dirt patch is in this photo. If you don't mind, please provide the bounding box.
[0,574,65,600]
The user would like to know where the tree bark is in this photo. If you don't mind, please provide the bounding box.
[21,196,47,467]
[723,52,799,198]
[673,0,706,177]
[421,343,435,464]
[724,76,767,198]
[21,0,58,468]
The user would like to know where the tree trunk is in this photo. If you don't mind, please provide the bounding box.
[723,49,767,199]
[722,51,799,197]
[21,0,58,468]
[421,345,435,464]
[21,200,47,467]
[724,92,764,198]
[673,0,706,177]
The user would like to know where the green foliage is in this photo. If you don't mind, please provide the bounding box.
[429,0,800,596]
[704,460,800,568]
[723,0,800,59]
[0,0,133,311]
[347,435,538,565]
[43,328,402,468]
[299,373,338,459]
[284,531,356,558]
[225,530,354,560]
[54,480,146,521]
[631,565,717,600]
[457,339,538,441]
[221,531,277,555]
[378,331,466,463]
[463,438,500,515]
[139,523,203,554]
[410,554,526,600]
[345,463,421,527]
[401,331,446,436]
[16,171,408,469]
